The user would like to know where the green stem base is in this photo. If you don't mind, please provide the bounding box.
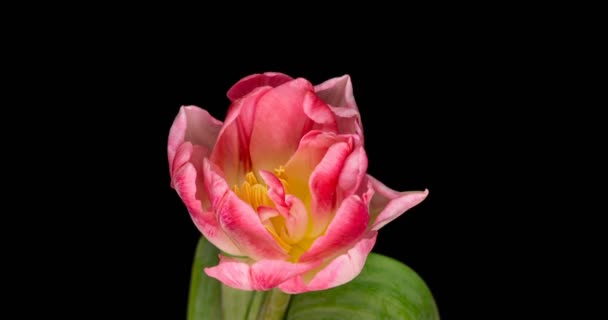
[256,288,291,320]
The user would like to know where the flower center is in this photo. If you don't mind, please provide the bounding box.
[232,167,312,261]
[232,168,289,210]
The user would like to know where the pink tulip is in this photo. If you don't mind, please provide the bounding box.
[168,72,428,293]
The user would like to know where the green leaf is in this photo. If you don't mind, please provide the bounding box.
[188,237,439,320]
[187,236,222,320]
[286,254,439,320]
[245,291,267,320]
[221,285,254,319]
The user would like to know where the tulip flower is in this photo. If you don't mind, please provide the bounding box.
[169,72,428,295]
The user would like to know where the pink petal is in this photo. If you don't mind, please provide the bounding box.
[314,75,363,139]
[284,130,342,182]
[172,143,209,207]
[168,106,222,177]
[367,175,429,231]
[205,255,320,291]
[171,142,201,185]
[314,75,356,110]
[338,145,367,200]
[283,131,363,236]
[224,86,272,147]
[226,72,293,102]
[279,232,377,294]
[282,195,309,243]
[171,145,242,256]
[210,87,272,185]
[302,91,337,132]
[300,195,369,262]
[249,78,316,172]
[358,176,376,208]
[308,141,354,236]
[258,170,288,212]
[202,159,287,260]
[257,206,280,222]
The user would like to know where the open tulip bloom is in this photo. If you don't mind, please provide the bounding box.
[169,73,439,319]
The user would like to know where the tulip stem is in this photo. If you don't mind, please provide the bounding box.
[256,288,291,320]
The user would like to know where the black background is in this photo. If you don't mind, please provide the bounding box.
[22,18,542,318]
[10,7,596,318]
[115,44,514,318]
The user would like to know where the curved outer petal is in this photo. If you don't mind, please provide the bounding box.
[205,255,320,291]
[308,141,351,233]
[168,105,222,178]
[210,86,272,185]
[302,91,338,133]
[168,106,243,255]
[284,131,342,198]
[203,159,288,260]
[308,137,366,236]
[226,72,293,102]
[338,145,368,198]
[300,195,369,262]
[279,232,377,294]
[314,75,363,140]
[249,78,316,171]
[283,131,366,236]
[171,143,243,256]
[367,175,429,231]
[172,142,201,189]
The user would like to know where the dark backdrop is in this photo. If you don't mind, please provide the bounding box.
[115,47,507,319]
[60,29,523,319]
[11,8,578,319]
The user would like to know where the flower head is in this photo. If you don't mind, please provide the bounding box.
[169,72,428,293]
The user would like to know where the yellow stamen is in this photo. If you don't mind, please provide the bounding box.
[266,226,292,252]
[240,181,252,203]
[245,172,258,185]
[251,184,266,209]
[274,165,287,179]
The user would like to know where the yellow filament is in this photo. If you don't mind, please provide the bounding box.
[265,226,292,252]
[274,165,287,179]
[234,172,271,210]
[245,172,258,185]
